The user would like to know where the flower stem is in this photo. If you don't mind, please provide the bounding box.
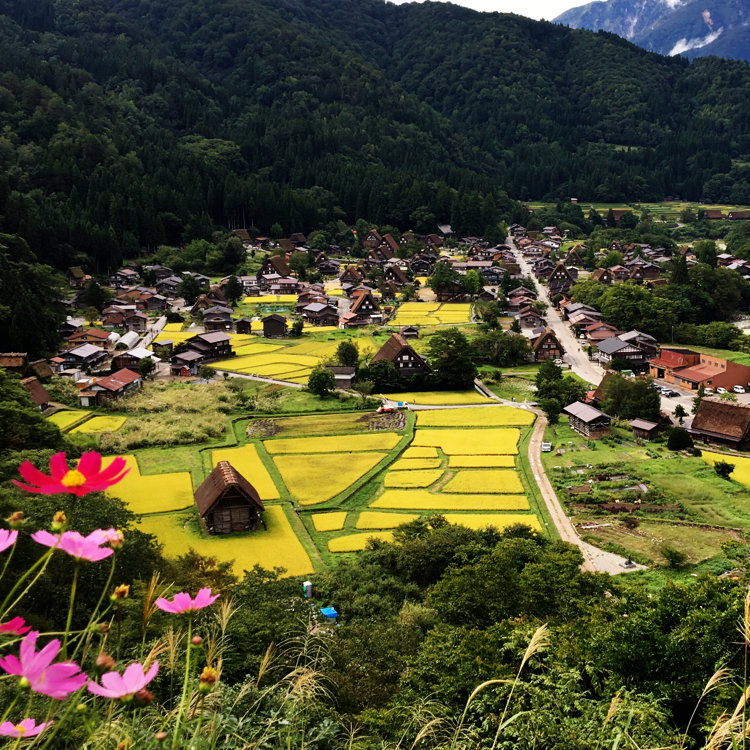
[71,554,116,661]
[0,547,55,619]
[172,616,194,749]
[62,562,80,658]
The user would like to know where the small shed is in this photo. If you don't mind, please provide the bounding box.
[326,365,356,388]
[630,419,660,440]
[399,326,419,340]
[262,314,288,338]
[235,318,253,335]
[194,461,265,535]
[563,401,611,439]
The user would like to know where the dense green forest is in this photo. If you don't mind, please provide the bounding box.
[1,0,750,272]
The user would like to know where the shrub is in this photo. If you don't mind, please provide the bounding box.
[667,427,694,451]
[714,460,735,479]
[661,544,687,567]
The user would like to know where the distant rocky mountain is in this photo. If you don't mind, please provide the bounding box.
[556,0,750,62]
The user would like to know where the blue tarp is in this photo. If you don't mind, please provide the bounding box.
[320,606,338,619]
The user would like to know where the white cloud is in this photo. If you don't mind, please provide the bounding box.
[669,28,722,55]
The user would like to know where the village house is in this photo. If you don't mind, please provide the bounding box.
[590,268,612,285]
[529,329,564,362]
[260,255,291,277]
[595,337,649,370]
[143,265,174,281]
[619,330,658,357]
[361,229,382,249]
[630,419,661,441]
[563,402,612,439]
[547,263,575,295]
[67,328,113,348]
[302,302,339,326]
[235,318,253,335]
[170,349,203,377]
[195,461,265,535]
[78,368,142,407]
[185,332,233,362]
[609,265,630,282]
[383,265,409,288]
[58,344,108,371]
[690,399,750,448]
[155,276,183,296]
[123,311,148,334]
[517,305,545,329]
[648,348,700,382]
[399,326,419,340]
[139,292,168,312]
[262,314,288,338]
[182,271,211,289]
[584,322,620,343]
[371,333,431,376]
[326,365,356,389]
[111,347,160,372]
[349,289,382,324]
[202,305,234,332]
[20,377,51,410]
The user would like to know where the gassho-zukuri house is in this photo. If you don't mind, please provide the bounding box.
[194,461,265,535]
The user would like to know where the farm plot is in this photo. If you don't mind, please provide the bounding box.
[104,455,193,514]
[412,428,520,455]
[47,410,90,430]
[356,511,418,529]
[392,303,473,327]
[402,447,439,458]
[247,412,388,438]
[443,514,542,532]
[311,512,347,532]
[383,469,443,488]
[390,458,443,471]
[417,406,535,427]
[265,433,401,454]
[211,445,280,500]
[138,505,313,577]
[384,391,492,405]
[274,452,388,505]
[371,490,530,511]
[71,416,127,433]
[442,469,524,494]
[162,323,185,332]
[449,455,516,468]
[328,531,393,552]
[701,451,750,487]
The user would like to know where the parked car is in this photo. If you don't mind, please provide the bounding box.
[704,387,714,394]
[717,387,727,394]
[665,390,679,397]
[734,385,746,394]
[541,442,552,452]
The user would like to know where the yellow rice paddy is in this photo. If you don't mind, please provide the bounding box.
[210,445,280,500]
[138,506,313,576]
[311,512,348,532]
[356,511,419,529]
[241,295,299,304]
[701,451,750,487]
[442,470,525,494]
[390,458,443,471]
[448,455,516,468]
[328,531,394,552]
[104,455,194,514]
[391,302,473,326]
[416,406,535,427]
[383,469,444,488]
[412,428,520,455]
[371,490,529,511]
[274,452,387,504]
[47,410,90,429]
[70,416,127,433]
[443,514,542,532]
[265,433,401,454]
[384,391,491,405]
[401,447,439,458]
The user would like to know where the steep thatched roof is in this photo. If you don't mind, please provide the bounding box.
[194,461,265,516]
[691,400,750,442]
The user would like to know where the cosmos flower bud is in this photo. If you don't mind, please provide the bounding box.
[191,636,203,646]
[6,512,24,528]
[199,666,218,693]
[51,511,67,531]
[155,732,167,742]
[111,585,130,602]
[135,688,153,706]
[96,653,115,671]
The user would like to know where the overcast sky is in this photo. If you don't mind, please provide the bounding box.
[386,0,587,21]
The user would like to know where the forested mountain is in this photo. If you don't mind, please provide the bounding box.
[557,0,750,63]
[2,0,750,271]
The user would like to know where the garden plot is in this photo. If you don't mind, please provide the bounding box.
[138,505,313,576]
[383,469,443,488]
[383,391,492,405]
[311,512,347,532]
[442,469,524,494]
[371,490,529,511]
[412,428,520,455]
[328,531,393,552]
[211,445,280,500]
[104,455,194,514]
[47,410,91,430]
[247,412,399,439]
[71,416,127,433]
[274,452,388,505]
[265,433,401,454]
[416,406,535,428]
[356,511,418,529]
[162,322,185,332]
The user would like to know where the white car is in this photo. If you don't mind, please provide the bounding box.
[704,387,714,394]
[716,387,727,394]
[734,385,746,394]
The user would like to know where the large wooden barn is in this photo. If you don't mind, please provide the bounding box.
[194,461,265,535]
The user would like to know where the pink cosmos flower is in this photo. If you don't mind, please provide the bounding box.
[87,661,159,700]
[31,529,115,562]
[0,617,31,636]
[0,631,87,699]
[0,529,17,553]
[0,718,53,738]
[13,452,129,497]
[155,588,220,614]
